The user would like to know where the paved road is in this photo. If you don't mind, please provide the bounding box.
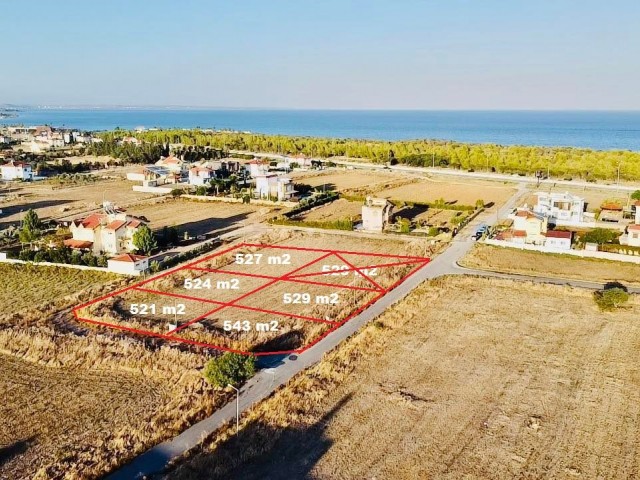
[108,184,632,479]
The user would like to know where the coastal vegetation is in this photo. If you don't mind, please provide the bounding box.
[110,130,640,181]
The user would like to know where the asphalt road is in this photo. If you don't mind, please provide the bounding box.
[107,185,633,479]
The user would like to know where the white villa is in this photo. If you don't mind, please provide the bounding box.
[254,173,296,201]
[0,160,33,181]
[362,197,393,232]
[155,156,188,175]
[65,205,147,255]
[533,192,586,225]
[189,166,215,186]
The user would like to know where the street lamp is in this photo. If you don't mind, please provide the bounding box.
[228,384,240,435]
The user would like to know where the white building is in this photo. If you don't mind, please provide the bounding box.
[189,166,215,186]
[65,206,147,255]
[544,230,572,250]
[107,253,149,276]
[254,173,296,201]
[362,197,393,232]
[533,192,585,224]
[155,156,188,176]
[1,160,33,181]
[248,160,269,177]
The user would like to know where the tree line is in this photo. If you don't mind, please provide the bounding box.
[111,129,640,181]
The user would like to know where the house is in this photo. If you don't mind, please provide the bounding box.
[622,224,640,247]
[1,160,33,181]
[248,160,269,177]
[544,230,572,250]
[599,202,624,223]
[189,166,214,186]
[65,206,147,255]
[156,156,188,176]
[254,173,296,201]
[533,192,585,224]
[120,136,142,146]
[512,208,548,244]
[107,253,149,276]
[362,197,393,232]
[496,229,527,244]
[127,165,174,186]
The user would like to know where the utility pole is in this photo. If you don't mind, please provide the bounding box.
[228,384,240,435]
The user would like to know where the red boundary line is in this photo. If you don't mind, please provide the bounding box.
[332,252,385,291]
[187,266,382,293]
[72,242,431,356]
[242,243,426,260]
[133,286,337,325]
[286,258,427,279]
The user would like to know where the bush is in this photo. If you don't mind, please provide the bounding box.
[581,228,619,245]
[203,353,256,388]
[593,288,629,311]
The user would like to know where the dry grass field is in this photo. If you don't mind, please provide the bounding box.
[78,231,431,354]
[0,354,168,479]
[0,177,156,228]
[374,175,516,206]
[167,276,640,480]
[290,170,403,191]
[462,243,640,286]
[0,263,119,316]
[126,198,277,237]
[298,199,362,222]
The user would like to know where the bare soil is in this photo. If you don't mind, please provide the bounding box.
[462,243,640,287]
[375,175,516,206]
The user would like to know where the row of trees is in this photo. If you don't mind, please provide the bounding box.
[114,130,640,181]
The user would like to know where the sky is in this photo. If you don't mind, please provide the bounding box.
[2,0,640,110]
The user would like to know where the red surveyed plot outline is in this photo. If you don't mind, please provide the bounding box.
[72,243,430,356]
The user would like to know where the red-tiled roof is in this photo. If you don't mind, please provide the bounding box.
[545,230,572,239]
[105,220,127,231]
[600,202,623,211]
[513,230,527,237]
[63,239,94,249]
[126,219,142,229]
[628,224,640,231]
[76,213,105,229]
[110,253,147,263]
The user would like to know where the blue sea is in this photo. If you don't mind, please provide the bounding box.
[2,108,639,151]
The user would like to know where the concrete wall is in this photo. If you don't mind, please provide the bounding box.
[0,253,140,275]
[182,194,297,208]
[484,239,640,264]
[132,185,174,194]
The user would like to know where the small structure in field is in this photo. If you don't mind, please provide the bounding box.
[362,197,393,232]
[107,253,149,275]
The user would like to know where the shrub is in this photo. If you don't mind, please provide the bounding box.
[593,288,629,311]
[581,228,619,245]
[203,353,256,388]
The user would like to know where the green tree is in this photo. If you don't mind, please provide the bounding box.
[593,288,629,311]
[171,188,183,198]
[203,353,256,388]
[18,209,43,244]
[632,190,640,200]
[132,225,158,255]
[581,228,619,245]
